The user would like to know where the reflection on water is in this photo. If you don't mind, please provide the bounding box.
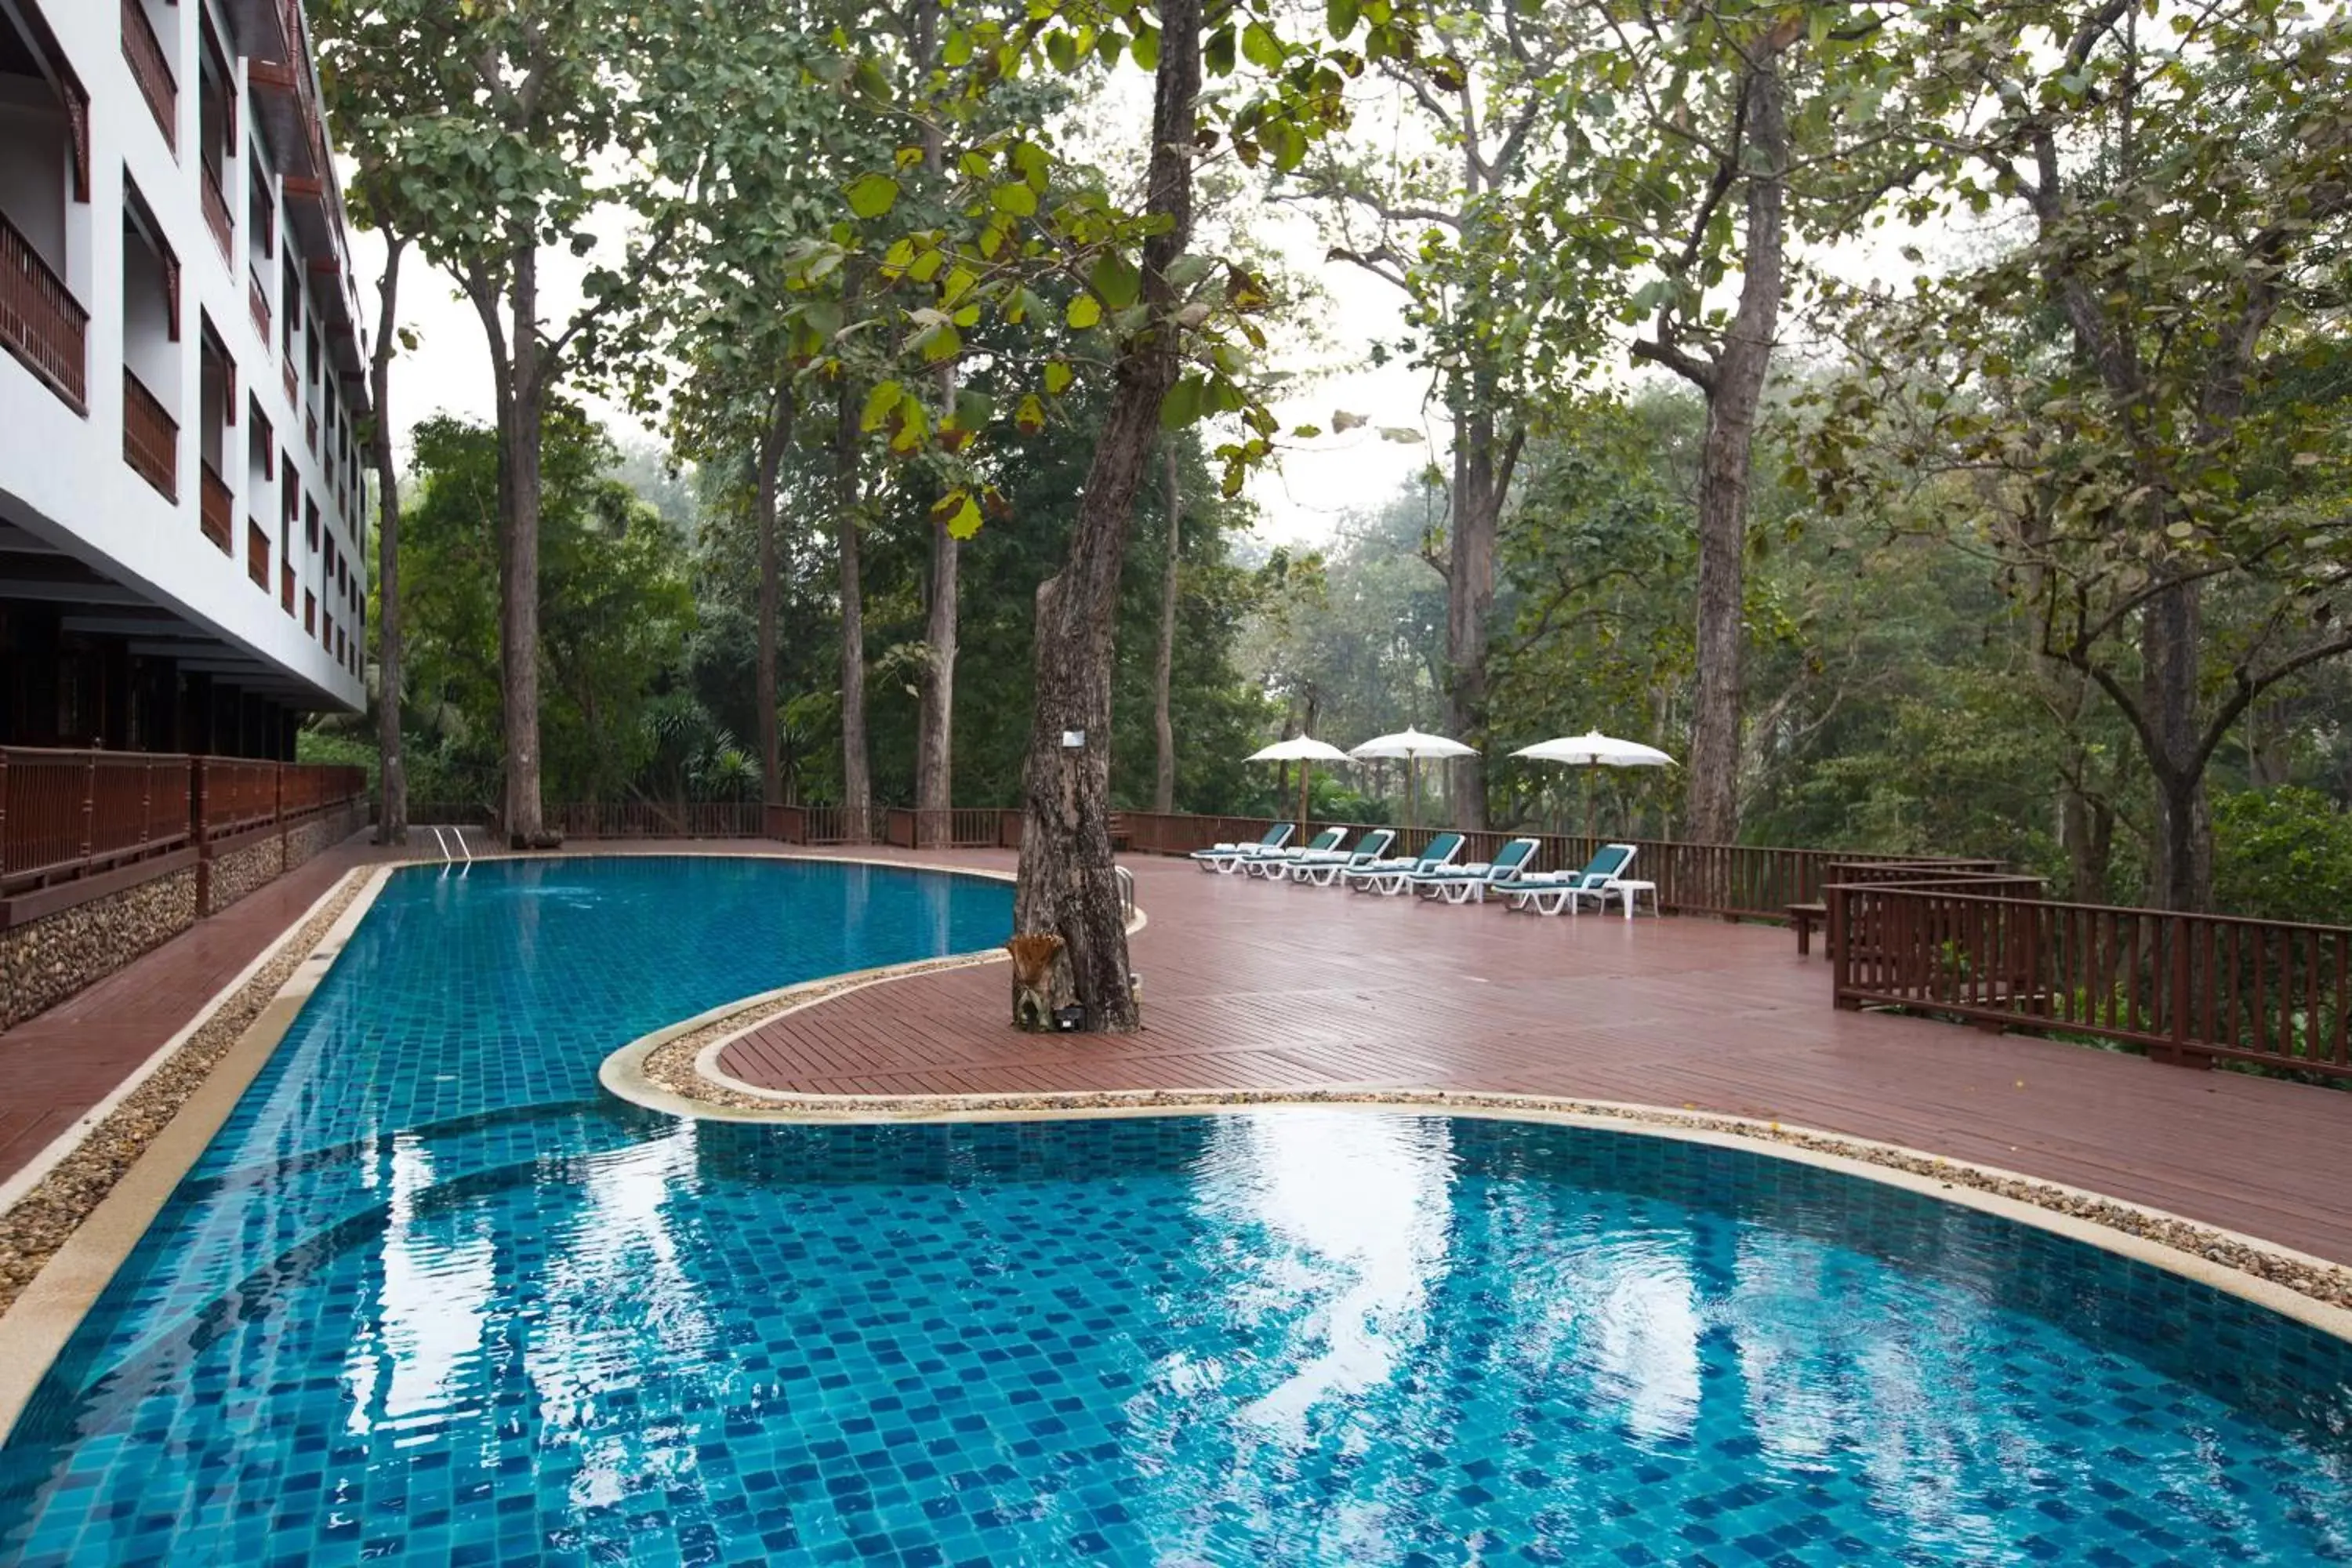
[1,859,2348,1564]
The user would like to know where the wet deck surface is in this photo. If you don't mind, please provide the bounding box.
[5,839,2348,1265]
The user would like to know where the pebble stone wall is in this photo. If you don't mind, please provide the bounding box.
[0,869,199,1030]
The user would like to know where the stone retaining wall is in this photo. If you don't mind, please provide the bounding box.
[0,869,199,1030]
[201,836,286,916]
[284,805,364,874]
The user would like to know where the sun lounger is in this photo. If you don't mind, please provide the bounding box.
[1190,822,1295,873]
[1403,837,1542,904]
[1508,844,1639,916]
[1285,828,1399,886]
[1243,826,1349,878]
[1345,832,1466,895]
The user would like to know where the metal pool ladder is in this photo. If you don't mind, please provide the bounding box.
[430,824,475,876]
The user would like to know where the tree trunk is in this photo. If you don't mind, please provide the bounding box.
[1442,392,1517,832]
[834,377,871,837]
[1152,443,1180,814]
[499,241,549,848]
[909,0,957,840]
[754,379,794,807]
[1013,0,1200,1031]
[1682,58,1788,846]
[914,514,958,834]
[368,233,408,846]
[2143,575,2210,909]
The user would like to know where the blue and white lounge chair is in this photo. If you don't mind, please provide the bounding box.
[1508,844,1639,916]
[1345,832,1466,895]
[1243,826,1348,878]
[1403,837,1543,904]
[1283,827,1399,886]
[1191,822,1294,873]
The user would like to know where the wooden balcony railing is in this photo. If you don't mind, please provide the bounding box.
[0,748,193,895]
[281,352,297,407]
[121,0,177,151]
[201,165,233,259]
[249,264,270,340]
[247,518,270,589]
[0,212,88,413]
[305,407,317,454]
[281,561,295,613]
[198,462,231,550]
[122,369,178,500]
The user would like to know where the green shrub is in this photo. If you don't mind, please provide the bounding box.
[2212,787,2352,926]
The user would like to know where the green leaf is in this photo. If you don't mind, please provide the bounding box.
[1327,0,1359,37]
[991,182,1037,217]
[844,172,899,220]
[1241,20,1283,70]
[1014,393,1047,434]
[912,319,962,363]
[1011,140,1051,191]
[1131,24,1160,68]
[955,389,994,429]
[1067,293,1103,329]
[1160,372,1206,429]
[1205,25,1236,75]
[1043,358,1075,395]
[1091,252,1142,309]
[860,379,902,432]
[1045,28,1078,72]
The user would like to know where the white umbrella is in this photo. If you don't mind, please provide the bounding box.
[1247,735,1354,837]
[1349,726,1476,830]
[1512,731,1677,837]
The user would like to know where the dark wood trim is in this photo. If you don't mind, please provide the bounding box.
[0,844,197,929]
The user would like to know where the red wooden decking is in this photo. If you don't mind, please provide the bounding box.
[0,837,403,1180]
[724,851,2352,1265]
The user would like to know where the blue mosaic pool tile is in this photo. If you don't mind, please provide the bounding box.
[2,861,2350,1564]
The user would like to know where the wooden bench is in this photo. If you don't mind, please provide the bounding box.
[1788,901,1828,957]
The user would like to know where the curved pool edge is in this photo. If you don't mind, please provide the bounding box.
[0,861,399,1444]
[602,1048,2352,1345]
[0,849,1030,1446]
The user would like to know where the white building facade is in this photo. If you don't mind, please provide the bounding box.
[1,0,369,757]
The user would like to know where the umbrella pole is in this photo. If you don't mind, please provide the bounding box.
[1407,755,1417,838]
[1584,768,1595,844]
[1298,764,1311,841]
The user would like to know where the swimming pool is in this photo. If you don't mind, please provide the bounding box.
[2,856,2348,1564]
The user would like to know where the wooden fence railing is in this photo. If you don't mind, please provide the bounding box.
[880,808,1019,850]
[1,749,362,900]
[550,800,766,839]
[0,749,191,895]
[1830,881,2352,1081]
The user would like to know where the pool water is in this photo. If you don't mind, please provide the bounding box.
[2,858,2349,1566]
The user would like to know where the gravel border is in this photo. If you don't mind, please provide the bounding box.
[627,986,2352,1319]
[0,869,371,1317]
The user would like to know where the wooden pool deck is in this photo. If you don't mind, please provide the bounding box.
[722,848,2352,1266]
[4,837,2349,1268]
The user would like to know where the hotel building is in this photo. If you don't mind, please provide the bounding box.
[1,0,371,759]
